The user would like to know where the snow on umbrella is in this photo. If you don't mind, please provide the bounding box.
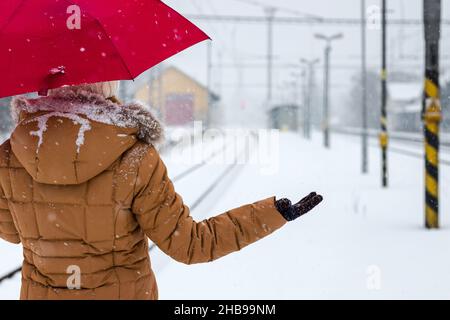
[0,0,209,98]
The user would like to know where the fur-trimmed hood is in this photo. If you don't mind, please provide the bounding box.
[9,88,164,185]
[11,87,163,144]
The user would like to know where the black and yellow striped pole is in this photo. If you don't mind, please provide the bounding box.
[423,0,441,229]
[380,0,388,188]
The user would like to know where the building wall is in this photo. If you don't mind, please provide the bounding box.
[135,67,209,125]
[135,85,150,105]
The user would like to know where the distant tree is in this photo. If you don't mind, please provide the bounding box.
[340,70,381,129]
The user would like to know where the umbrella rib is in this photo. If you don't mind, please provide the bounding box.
[59,0,135,80]
[92,17,135,80]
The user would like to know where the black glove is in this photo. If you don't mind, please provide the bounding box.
[275,192,323,221]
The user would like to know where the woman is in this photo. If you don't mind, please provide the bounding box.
[0,81,322,300]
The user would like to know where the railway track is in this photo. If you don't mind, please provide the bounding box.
[332,127,450,166]
[332,127,450,147]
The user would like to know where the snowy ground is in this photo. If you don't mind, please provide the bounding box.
[1,130,450,299]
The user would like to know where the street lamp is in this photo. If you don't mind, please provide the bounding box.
[291,71,307,134]
[300,58,320,139]
[283,80,298,104]
[265,7,277,107]
[315,32,343,148]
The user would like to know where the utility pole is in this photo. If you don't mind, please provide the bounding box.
[380,0,388,188]
[265,7,277,107]
[206,41,213,127]
[323,45,331,147]
[291,71,304,107]
[315,33,343,148]
[300,58,320,139]
[302,68,312,138]
[361,0,369,174]
[301,69,307,135]
[423,0,441,229]
[292,69,308,134]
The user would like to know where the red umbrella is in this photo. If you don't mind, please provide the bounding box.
[0,0,209,98]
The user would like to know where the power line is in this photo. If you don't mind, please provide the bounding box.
[209,63,427,70]
[230,0,324,21]
[191,0,220,37]
[185,14,450,26]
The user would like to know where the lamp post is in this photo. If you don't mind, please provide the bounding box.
[315,33,343,148]
[265,7,277,108]
[291,70,307,134]
[300,58,320,139]
[361,0,368,174]
[380,0,388,187]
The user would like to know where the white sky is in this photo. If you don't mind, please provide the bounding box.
[160,0,450,125]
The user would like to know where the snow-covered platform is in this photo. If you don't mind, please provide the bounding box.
[1,131,449,299]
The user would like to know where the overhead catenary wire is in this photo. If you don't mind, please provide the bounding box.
[230,0,326,21]
[185,14,450,26]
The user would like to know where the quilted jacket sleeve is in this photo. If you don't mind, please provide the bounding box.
[132,146,286,265]
[0,189,20,244]
[0,141,20,244]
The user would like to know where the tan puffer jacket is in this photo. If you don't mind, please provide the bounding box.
[0,88,286,300]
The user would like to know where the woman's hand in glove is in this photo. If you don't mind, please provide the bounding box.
[275,192,323,221]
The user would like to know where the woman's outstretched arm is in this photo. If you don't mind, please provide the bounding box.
[131,145,288,265]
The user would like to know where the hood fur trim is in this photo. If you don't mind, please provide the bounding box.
[11,88,163,144]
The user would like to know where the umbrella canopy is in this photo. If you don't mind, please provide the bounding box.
[0,0,209,98]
